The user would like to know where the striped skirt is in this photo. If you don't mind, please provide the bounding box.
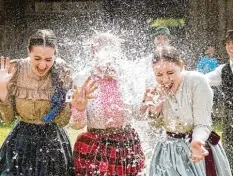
[73,127,145,176]
[0,121,74,176]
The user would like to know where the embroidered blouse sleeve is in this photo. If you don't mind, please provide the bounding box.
[0,102,15,124]
[192,73,213,142]
[0,60,19,124]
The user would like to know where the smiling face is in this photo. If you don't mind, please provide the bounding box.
[28,46,55,76]
[153,59,183,94]
[226,40,233,61]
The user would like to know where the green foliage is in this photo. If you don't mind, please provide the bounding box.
[147,18,185,27]
[0,123,13,147]
[212,122,223,138]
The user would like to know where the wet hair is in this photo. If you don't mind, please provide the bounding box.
[223,30,233,45]
[28,29,57,54]
[152,46,181,66]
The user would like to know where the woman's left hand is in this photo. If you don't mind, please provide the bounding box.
[190,138,209,163]
[71,77,97,111]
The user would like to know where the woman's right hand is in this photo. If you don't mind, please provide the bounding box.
[71,76,97,111]
[140,87,164,115]
[0,57,15,102]
[190,138,209,163]
[0,57,15,85]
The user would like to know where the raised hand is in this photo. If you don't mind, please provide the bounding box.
[0,57,15,84]
[190,138,209,163]
[140,87,164,115]
[71,76,97,111]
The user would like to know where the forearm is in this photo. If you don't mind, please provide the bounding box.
[0,84,9,103]
[69,106,87,129]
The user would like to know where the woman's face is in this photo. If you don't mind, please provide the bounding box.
[91,45,118,79]
[28,46,55,76]
[153,59,183,94]
[226,40,233,60]
[94,58,117,79]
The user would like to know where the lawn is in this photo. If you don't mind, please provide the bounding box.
[0,124,13,146]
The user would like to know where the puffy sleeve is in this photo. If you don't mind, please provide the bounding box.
[0,102,15,124]
[0,59,20,124]
[192,73,213,142]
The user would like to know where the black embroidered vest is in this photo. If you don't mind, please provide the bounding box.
[221,63,233,108]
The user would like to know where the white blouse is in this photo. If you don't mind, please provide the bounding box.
[205,60,233,86]
[158,71,213,142]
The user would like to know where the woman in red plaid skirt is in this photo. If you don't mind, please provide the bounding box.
[70,33,145,176]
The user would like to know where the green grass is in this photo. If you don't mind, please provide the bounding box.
[212,122,223,139]
[0,123,13,146]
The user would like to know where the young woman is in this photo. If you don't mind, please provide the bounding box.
[0,29,95,176]
[141,46,231,176]
[70,33,145,176]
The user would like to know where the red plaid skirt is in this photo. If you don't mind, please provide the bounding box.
[73,127,145,176]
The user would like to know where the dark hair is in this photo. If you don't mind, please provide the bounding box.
[223,30,233,45]
[152,46,181,66]
[28,29,57,54]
